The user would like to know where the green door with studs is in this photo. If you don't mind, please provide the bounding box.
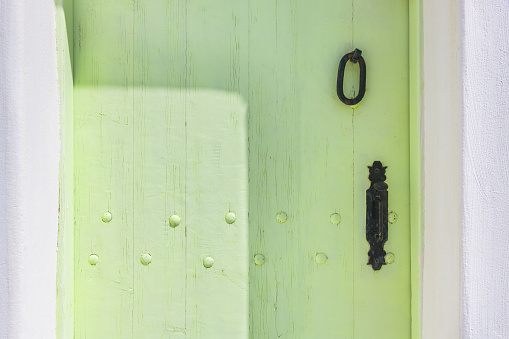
[73,0,413,337]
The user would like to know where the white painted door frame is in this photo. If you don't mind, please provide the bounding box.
[422,0,463,338]
[0,0,465,338]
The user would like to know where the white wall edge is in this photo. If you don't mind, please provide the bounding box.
[0,0,60,337]
[422,0,463,338]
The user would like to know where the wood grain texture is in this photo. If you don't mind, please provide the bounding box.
[132,1,187,337]
[185,2,249,338]
[73,0,412,337]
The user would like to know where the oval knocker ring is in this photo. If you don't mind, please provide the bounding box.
[336,48,366,106]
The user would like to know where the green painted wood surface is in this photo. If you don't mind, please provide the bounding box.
[72,0,412,337]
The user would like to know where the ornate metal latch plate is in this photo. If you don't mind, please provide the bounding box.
[366,161,388,270]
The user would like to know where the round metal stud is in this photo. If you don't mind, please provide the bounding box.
[89,254,99,265]
[254,254,265,266]
[169,214,181,227]
[102,211,112,223]
[225,212,236,224]
[140,253,152,266]
[203,256,214,268]
[330,213,341,225]
[276,212,288,223]
[315,253,328,264]
[385,252,395,264]
[388,212,398,224]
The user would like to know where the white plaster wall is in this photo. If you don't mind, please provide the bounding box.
[0,1,59,338]
[463,1,509,338]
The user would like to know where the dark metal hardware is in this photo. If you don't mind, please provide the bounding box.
[366,161,388,270]
[336,48,366,106]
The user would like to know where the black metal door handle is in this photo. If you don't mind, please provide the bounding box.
[366,161,388,270]
[336,48,366,106]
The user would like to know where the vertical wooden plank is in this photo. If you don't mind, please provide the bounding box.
[294,1,356,337]
[73,1,135,337]
[352,0,411,337]
[131,0,188,337]
[185,1,249,337]
[247,0,308,337]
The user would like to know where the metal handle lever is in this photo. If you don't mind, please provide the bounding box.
[366,161,388,270]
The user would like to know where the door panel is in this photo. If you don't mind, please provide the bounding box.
[73,0,410,337]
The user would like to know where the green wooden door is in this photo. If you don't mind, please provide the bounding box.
[73,0,412,338]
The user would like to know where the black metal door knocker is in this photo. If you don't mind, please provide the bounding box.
[336,48,366,106]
